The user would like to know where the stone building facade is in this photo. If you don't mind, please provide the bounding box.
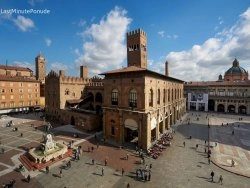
[45,66,103,131]
[0,65,40,114]
[101,29,186,149]
[185,59,250,114]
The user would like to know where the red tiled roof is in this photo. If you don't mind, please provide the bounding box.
[0,65,33,72]
[184,80,250,86]
[0,75,38,82]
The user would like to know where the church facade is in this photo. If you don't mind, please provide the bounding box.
[185,59,250,114]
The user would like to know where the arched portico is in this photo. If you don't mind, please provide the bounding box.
[217,104,225,112]
[124,119,138,143]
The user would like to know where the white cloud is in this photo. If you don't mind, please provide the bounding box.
[158,31,165,38]
[75,6,132,76]
[160,7,250,81]
[13,61,35,72]
[13,15,35,32]
[28,0,44,6]
[50,62,69,73]
[45,38,52,47]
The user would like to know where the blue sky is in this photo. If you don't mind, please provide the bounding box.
[0,0,250,81]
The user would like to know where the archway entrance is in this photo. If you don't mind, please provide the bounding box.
[228,105,235,113]
[151,117,157,142]
[239,105,247,114]
[217,104,225,112]
[124,119,138,143]
[208,100,215,111]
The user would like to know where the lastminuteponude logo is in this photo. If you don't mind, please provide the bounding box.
[0,8,51,15]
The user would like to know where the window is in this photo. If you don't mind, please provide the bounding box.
[163,89,166,103]
[10,102,14,107]
[129,89,137,108]
[19,82,23,87]
[157,89,160,104]
[1,95,5,100]
[10,95,14,99]
[10,89,14,93]
[1,89,5,93]
[19,89,23,93]
[110,120,115,135]
[149,89,153,107]
[28,89,32,92]
[111,89,118,105]
[1,102,6,108]
[19,101,24,106]
[65,89,69,95]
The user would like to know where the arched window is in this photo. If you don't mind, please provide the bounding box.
[65,89,69,95]
[129,89,137,108]
[157,89,160,104]
[163,89,166,103]
[95,92,103,103]
[149,89,153,107]
[111,89,118,105]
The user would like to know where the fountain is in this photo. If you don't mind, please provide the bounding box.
[28,134,68,164]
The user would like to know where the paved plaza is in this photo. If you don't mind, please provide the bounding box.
[0,112,249,187]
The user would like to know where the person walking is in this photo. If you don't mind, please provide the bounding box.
[45,166,49,174]
[183,141,185,147]
[26,174,31,183]
[101,167,104,176]
[196,144,198,150]
[92,159,95,165]
[231,159,235,167]
[59,169,62,178]
[104,159,107,166]
[218,175,223,185]
[126,154,129,160]
[211,171,214,182]
[122,168,124,176]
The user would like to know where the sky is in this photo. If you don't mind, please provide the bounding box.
[0,0,250,81]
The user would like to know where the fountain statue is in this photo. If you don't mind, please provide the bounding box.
[28,134,68,164]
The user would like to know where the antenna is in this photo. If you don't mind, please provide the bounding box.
[6,59,8,66]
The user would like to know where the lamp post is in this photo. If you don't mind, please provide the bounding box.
[208,118,210,155]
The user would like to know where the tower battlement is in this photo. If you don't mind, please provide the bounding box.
[127,28,146,36]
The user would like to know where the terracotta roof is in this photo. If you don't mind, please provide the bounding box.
[0,65,33,72]
[0,75,38,82]
[100,66,184,83]
[184,80,250,86]
[100,66,146,74]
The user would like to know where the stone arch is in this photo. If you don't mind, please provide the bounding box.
[124,118,138,130]
[217,104,225,112]
[95,92,102,103]
[228,105,235,113]
[238,105,247,114]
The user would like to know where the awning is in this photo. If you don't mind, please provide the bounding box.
[66,99,83,104]
[124,119,138,130]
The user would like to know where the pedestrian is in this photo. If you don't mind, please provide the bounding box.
[196,144,198,150]
[59,169,62,178]
[149,163,152,169]
[183,141,185,147]
[102,167,104,176]
[148,171,151,181]
[218,175,223,185]
[232,130,234,135]
[122,168,124,176]
[45,166,49,174]
[211,171,214,182]
[105,159,107,166]
[231,159,235,167]
[91,146,94,152]
[92,159,95,165]
[127,183,130,188]
[205,140,207,144]
[94,134,97,140]
[27,174,31,183]
[20,133,23,137]
[126,153,129,160]
[145,171,148,181]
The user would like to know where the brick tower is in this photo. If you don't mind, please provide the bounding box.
[35,52,46,82]
[127,28,147,68]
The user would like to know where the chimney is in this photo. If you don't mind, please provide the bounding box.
[59,70,65,77]
[165,61,169,77]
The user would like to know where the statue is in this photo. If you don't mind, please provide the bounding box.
[44,134,55,153]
